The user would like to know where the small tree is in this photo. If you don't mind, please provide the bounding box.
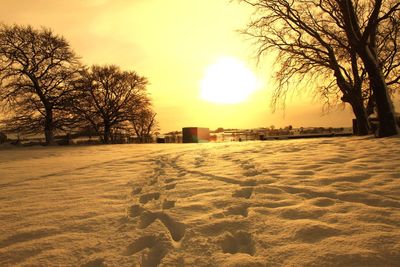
[130,105,158,143]
[0,24,81,144]
[73,65,149,144]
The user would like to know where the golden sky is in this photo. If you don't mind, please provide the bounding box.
[0,0,356,132]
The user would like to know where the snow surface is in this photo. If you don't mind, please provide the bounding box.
[0,136,399,266]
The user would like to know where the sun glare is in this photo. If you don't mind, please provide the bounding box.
[200,57,260,104]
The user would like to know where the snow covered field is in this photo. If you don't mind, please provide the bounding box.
[0,136,399,266]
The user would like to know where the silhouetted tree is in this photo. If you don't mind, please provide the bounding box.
[336,0,399,137]
[0,24,81,144]
[376,1,400,91]
[241,0,400,136]
[130,105,158,143]
[73,65,148,144]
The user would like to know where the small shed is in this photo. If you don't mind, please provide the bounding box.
[182,127,210,143]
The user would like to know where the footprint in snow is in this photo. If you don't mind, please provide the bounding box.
[131,187,142,195]
[124,235,170,267]
[162,199,176,210]
[148,178,158,186]
[165,178,175,184]
[220,231,255,256]
[224,204,249,217]
[232,187,253,199]
[128,204,145,218]
[165,183,176,190]
[138,211,186,242]
[139,192,160,204]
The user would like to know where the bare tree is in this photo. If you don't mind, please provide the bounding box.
[377,1,400,90]
[241,0,400,136]
[73,65,148,144]
[0,24,81,144]
[130,105,158,143]
[336,0,399,137]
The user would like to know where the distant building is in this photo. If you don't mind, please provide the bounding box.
[182,127,210,143]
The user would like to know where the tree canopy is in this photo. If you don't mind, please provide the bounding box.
[73,65,150,144]
[0,24,81,144]
[242,0,400,136]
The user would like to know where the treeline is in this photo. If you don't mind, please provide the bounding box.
[0,24,157,145]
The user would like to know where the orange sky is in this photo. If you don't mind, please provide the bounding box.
[0,0,358,132]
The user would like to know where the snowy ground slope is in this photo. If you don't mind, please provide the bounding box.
[0,136,399,267]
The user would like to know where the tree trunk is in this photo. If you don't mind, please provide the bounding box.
[336,0,398,137]
[336,76,369,135]
[349,99,370,135]
[103,123,111,144]
[44,108,55,145]
[359,48,398,137]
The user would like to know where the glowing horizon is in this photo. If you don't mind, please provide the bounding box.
[200,57,261,104]
[0,0,358,132]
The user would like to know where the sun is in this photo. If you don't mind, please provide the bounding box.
[200,57,260,104]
